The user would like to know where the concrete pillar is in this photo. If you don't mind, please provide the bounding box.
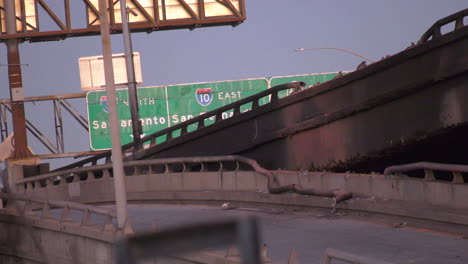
[2,161,25,193]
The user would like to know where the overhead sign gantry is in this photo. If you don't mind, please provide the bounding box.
[0,0,246,42]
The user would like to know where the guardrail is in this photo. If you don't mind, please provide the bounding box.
[383,162,467,183]
[18,155,352,204]
[418,8,467,44]
[0,192,128,233]
[54,82,306,172]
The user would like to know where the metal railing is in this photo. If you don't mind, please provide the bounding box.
[418,8,467,44]
[55,82,306,171]
[0,192,126,232]
[383,162,467,183]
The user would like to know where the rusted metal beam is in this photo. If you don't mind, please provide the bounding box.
[0,16,245,42]
[198,0,205,20]
[82,0,101,25]
[153,0,160,23]
[5,0,31,159]
[0,94,87,155]
[216,0,241,18]
[161,0,167,20]
[130,0,156,23]
[176,0,199,20]
[58,99,89,131]
[0,92,86,103]
[19,0,27,33]
[4,104,61,154]
[64,0,71,30]
[37,0,67,30]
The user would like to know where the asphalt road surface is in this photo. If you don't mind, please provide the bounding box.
[104,203,468,264]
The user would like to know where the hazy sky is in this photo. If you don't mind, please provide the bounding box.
[0,1,466,167]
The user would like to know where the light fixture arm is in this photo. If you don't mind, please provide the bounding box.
[295,47,376,63]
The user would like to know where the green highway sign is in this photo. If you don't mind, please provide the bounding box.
[166,79,270,128]
[87,86,168,150]
[86,72,345,150]
[87,78,269,150]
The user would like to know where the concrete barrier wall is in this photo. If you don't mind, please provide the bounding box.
[0,212,116,264]
[0,210,248,264]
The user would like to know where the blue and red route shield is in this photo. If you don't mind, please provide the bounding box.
[195,88,214,106]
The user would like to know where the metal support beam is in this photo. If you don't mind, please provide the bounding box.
[121,0,142,152]
[58,99,89,131]
[0,104,8,141]
[5,0,32,159]
[53,100,65,153]
[4,105,59,154]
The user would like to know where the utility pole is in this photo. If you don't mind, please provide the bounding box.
[120,0,142,152]
[98,0,129,230]
[5,0,32,159]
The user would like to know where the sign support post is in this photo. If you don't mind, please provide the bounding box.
[5,0,32,159]
[120,0,142,152]
[98,0,128,230]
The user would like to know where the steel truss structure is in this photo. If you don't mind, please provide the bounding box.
[0,93,89,156]
[0,0,246,42]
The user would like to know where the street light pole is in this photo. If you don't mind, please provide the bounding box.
[294,47,376,63]
[120,0,142,152]
[98,0,128,231]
